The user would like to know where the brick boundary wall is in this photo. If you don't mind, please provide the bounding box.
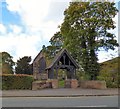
[32,81,52,90]
[50,79,59,89]
[65,79,78,88]
[71,79,78,88]
[79,80,107,89]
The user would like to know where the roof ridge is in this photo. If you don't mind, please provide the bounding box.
[46,48,79,69]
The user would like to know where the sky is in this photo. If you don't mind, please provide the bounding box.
[0,0,119,63]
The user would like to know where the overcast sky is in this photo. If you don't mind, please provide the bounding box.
[0,0,119,63]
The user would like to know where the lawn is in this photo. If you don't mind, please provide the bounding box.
[58,80,65,88]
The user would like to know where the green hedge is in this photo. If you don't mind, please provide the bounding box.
[1,74,34,90]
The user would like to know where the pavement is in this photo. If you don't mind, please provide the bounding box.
[1,88,118,97]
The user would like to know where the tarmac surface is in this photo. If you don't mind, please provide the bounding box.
[2,88,118,97]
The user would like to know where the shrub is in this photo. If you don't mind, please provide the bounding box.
[97,73,118,88]
[76,70,91,81]
[1,74,34,90]
[97,57,119,88]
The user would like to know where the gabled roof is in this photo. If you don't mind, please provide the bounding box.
[46,48,79,69]
[33,50,43,63]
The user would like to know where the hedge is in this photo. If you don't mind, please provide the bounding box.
[97,75,119,88]
[1,74,34,90]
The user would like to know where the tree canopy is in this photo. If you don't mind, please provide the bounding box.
[42,31,63,59]
[60,2,119,80]
[15,56,33,75]
[1,52,15,74]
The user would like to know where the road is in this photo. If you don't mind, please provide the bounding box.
[2,96,118,107]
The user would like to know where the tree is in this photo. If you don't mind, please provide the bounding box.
[15,56,32,75]
[49,31,63,54]
[1,52,15,74]
[42,31,63,59]
[60,2,119,80]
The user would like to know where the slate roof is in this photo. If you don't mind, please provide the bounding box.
[33,48,79,70]
[46,48,79,69]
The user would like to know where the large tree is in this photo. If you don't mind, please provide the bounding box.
[1,52,15,74]
[15,56,32,75]
[60,2,119,80]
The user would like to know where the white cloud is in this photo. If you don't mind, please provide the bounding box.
[5,0,69,40]
[39,21,60,40]
[9,25,22,34]
[1,0,70,61]
[0,31,41,62]
[0,24,6,34]
[98,48,118,63]
[6,0,51,27]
